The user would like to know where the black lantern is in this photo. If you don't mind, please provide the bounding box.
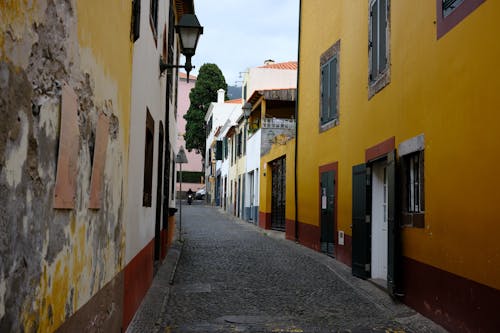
[160,14,203,81]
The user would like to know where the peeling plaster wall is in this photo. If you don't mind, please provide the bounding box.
[0,1,132,332]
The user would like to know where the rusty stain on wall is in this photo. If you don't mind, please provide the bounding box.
[53,83,79,209]
[0,0,128,332]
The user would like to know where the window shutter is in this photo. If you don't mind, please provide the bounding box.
[379,0,388,72]
[321,64,329,123]
[215,140,223,160]
[223,138,228,159]
[352,163,370,279]
[386,150,402,297]
[131,0,141,42]
[370,0,379,80]
[329,58,337,120]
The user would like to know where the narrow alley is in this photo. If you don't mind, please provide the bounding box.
[128,203,445,333]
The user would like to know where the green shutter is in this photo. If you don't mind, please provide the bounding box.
[321,64,329,124]
[352,163,370,278]
[330,57,338,120]
[223,138,228,159]
[131,0,141,42]
[370,0,379,80]
[386,151,402,296]
[379,0,388,72]
[215,140,223,160]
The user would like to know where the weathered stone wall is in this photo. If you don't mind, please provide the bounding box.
[0,1,129,332]
[261,128,295,157]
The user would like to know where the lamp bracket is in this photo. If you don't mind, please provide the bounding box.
[160,59,195,82]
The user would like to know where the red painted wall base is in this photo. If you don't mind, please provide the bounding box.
[402,257,500,333]
[258,212,271,229]
[122,239,154,330]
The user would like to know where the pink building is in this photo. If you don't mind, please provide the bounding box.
[177,72,204,191]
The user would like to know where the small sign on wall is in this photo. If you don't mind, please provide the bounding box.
[321,188,327,209]
[338,230,345,246]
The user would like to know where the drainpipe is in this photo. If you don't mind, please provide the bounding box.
[294,0,302,243]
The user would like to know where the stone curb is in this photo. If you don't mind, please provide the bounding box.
[125,239,185,333]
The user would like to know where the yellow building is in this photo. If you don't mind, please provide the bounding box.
[296,1,499,332]
[249,89,296,233]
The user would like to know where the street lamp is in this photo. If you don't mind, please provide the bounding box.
[160,13,204,82]
[242,102,252,119]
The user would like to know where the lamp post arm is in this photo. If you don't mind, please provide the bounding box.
[160,59,195,82]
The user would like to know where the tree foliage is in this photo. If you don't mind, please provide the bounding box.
[184,63,227,161]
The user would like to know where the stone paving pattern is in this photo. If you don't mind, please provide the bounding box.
[129,202,447,333]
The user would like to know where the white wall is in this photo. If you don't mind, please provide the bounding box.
[246,67,297,98]
[246,130,261,207]
[124,0,178,263]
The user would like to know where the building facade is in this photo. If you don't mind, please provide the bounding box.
[123,0,194,329]
[176,72,204,194]
[296,1,500,332]
[0,0,194,331]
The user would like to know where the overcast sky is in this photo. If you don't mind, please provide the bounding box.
[187,0,300,87]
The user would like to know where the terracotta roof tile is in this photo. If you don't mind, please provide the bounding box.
[258,61,298,70]
[225,98,242,104]
[179,72,197,80]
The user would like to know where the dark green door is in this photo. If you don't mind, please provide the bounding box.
[320,171,335,256]
[352,163,370,278]
[386,151,401,296]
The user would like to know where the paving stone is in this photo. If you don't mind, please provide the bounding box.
[130,203,447,333]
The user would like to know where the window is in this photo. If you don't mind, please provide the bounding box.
[215,140,223,160]
[243,125,247,155]
[399,134,425,227]
[443,0,465,16]
[223,138,228,159]
[320,40,340,131]
[237,132,242,157]
[150,0,159,40]
[143,110,155,207]
[437,0,485,39]
[407,152,423,213]
[166,2,175,99]
[369,0,390,97]
[131,0,141,42]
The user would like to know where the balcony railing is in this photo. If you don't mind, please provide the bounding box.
[261,118,295,130]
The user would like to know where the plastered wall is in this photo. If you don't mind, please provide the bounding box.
[0,0,132,331]
[297,0,500,290]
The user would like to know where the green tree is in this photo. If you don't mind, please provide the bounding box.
[184,63,227,161]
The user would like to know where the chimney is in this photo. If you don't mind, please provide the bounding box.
[217,89,225,103]
[264,59,275,65]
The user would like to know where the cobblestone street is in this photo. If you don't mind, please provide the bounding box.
[129,202,446,333]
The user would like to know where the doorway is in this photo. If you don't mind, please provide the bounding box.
[371,162,388,281]
[271,157,286,231]
[320,170,335,256]
[249,171,255,222]
[154,123,164,262]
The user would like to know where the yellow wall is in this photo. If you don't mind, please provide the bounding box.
[298,0,500,290]
[77,0,133,152]
[260,138,296,221]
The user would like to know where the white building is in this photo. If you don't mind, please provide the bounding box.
[241,61,298,225]
[123,0,196,328]
[204,89,241,204]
